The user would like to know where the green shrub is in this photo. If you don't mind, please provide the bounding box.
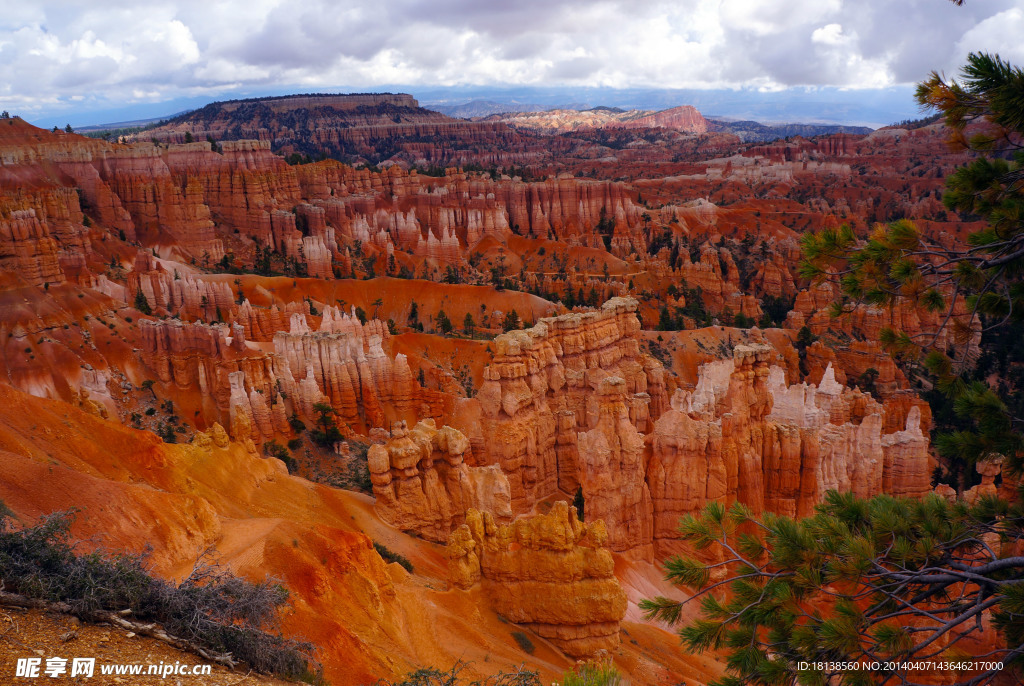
[559,661,624,686]
[510,630,534,654]
[157,422,177,444]
[372,541,413,573]
[263,440,297,474]
[374,660,540,685]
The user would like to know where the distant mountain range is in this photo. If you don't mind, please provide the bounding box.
[96,93,878,162]
[430,100,590,118]
[45,84,918,131]
[462,105,871,141]
[415,85,916,128]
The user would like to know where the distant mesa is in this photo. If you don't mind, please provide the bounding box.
[134,91,537,166]
[208,92,420,113]
[479,104,709,134]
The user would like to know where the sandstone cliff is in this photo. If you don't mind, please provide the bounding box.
[467,305,933,559]
[475,297,667,512]
[447,503,627,657]
[647,350,932,545]
[369,420,512,542]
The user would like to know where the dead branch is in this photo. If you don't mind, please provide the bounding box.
[0,590,236,669]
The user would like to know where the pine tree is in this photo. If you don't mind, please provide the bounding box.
[134,289,152,315]
[645,52,1024,686]
[800,52,1024,477]
[642,493,1024,686]
[502,309,520,332]
[310,402,341,446]
[408,301,422,331]
[657,305,675,331]
[436,309,453,335]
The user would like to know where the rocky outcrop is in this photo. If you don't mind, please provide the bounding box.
[234,299,310,342]
[577,377,653,555]
[138,295,429,440]
[128,252,235,318]
[447,503,627,657]
[962,456,1005,506]
[369,420,512,542]
[476,297,667,513]
[880,406,931,498]
[272,311,411,430]
[138,318,281,434]
[0,209,66,287]
[647,351,932,542]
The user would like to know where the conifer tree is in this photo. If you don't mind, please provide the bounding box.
[801,52,1024,478]
[645,52,1024,686]
[641,493,1024,686]
[134,289,152,315]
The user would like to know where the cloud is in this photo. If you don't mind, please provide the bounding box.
[1,0,1021,119]
[954,8,1024,69]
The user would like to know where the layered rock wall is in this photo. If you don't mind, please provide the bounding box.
[369,420,512,542]
[476,297,667,512]
[447,503,627,657]
[0,120,662,289]
[139,307,419,439]
[272,309,411,429]
[646,351,932,551]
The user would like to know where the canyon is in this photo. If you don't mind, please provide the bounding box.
[0,97,983,685]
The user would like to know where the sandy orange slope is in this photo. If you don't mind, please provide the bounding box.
[0,382,718,685]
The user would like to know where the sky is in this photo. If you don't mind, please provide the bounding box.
[3,0,1023,127]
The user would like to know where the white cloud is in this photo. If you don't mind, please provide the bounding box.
[953,8,1024,71]
[812,24,846,46]
[1,0,1022,117]
[720,0,842,37]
